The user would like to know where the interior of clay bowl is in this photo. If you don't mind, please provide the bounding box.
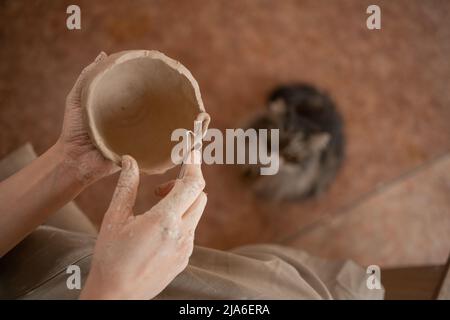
[87,57,201,174]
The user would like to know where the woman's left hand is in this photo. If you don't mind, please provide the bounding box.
[58,52,119,185]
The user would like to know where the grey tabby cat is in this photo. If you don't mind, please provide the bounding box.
[243,84,345,201]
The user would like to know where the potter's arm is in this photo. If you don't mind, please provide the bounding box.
[0,141,88,256]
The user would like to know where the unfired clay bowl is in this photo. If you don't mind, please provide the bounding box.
[82,50,210,174]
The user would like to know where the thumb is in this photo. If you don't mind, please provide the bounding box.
[105,155,139,224]
[67,51,107,106]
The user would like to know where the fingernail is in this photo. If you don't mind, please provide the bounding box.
[157,181,168,189]
[154,186,166,196]
[122,156,131,170]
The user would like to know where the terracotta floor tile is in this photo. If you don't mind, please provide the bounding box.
[285,152,450,267]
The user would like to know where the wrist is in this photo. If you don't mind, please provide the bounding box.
[52,140,94,188]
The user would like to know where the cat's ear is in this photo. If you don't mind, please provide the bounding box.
[268,98,286,115]
[309,132,330,152]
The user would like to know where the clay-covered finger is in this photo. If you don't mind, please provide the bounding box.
[150,150,205,218]
[67,51,107,103]
[105,155,139,224]
[181,191,207,231]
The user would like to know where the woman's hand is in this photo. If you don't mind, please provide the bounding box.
[80,151,207,300]
[57,51,118,185]
[0,53,121,255]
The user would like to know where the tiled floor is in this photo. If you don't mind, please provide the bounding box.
[286,152,450,268]
[1,0,449,267]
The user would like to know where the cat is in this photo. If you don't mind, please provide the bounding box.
[243,84,345,201]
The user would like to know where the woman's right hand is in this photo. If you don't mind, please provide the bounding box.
[80,151,207,300]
